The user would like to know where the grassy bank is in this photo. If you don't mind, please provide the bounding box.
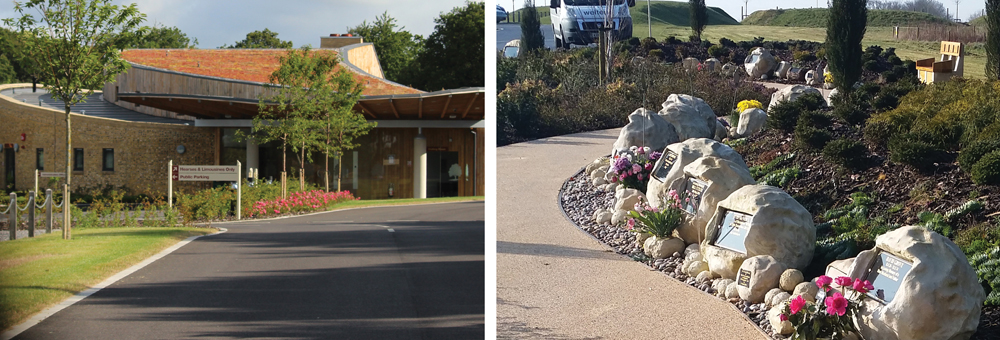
[638,24,987,79]
[0,227,215,331]
[507,2,737,26]
[742,8,953,27]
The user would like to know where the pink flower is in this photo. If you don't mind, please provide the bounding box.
[626,218,635,230]
[619,174,626,181]
[632,164,642,173]
[789,295,806,315]
[634,202,644,212]
[835,276,853,287]
[825,292,848,316]
[853,278,873,294]
[816,275,833,291]
[779,313,788,321]
[645,163,653,170]
[637,174,644,181]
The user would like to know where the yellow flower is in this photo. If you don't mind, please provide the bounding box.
[824,72,834,84]
[737,99,763,112]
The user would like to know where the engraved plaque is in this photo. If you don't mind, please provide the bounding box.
[651,149,678,181]
[683,177,709,215]
[862,250,913,304]
[713,209,753,254]
[737,268,752,287]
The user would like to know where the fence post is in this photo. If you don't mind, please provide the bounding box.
[236,160,241,221]
[27,191,34,238]
[9,193,17,241]
[45,189,53,234]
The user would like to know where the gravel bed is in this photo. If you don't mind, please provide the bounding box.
[560,168,783,338]
[560,166,999,340]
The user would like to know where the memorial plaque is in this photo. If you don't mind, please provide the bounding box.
[651,150,678,181]
[862,250,913,304]
[683,177,709,215]
[712,209,754,254]
[737,268,752,287]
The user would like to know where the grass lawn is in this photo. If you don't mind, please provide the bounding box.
[641,24,987,79]
[0,227,214,331]
[329,196,485,210]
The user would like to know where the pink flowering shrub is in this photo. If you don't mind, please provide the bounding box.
[245,190,357,218]
[779,275,874,339]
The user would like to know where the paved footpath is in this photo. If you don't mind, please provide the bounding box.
[498,129,767,339]
[9,202,484,340]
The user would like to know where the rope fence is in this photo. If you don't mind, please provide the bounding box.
[3,190,60,241]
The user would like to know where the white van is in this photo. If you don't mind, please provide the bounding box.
[549,0,635,48]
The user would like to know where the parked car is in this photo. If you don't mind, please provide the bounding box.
[502,39,520,58]
[497,5,508,23]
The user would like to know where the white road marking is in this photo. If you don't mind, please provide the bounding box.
[386,220,419,222]
[387,229,395,233]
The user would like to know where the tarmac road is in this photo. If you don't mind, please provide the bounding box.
[12,202,484,340]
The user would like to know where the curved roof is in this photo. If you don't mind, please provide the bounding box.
[121,49,423,96]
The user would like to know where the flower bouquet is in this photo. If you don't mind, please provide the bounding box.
[736,99,763,113]
[626,190,684,239]
[609,146,661,190]
[779,275,874,340]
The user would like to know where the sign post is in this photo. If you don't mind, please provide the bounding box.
[169,162,241,219]
[168,160,173,209]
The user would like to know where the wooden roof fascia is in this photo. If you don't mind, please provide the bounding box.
[439,95,453,119]
[461,93,480,119]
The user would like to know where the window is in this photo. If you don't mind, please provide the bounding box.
[36,148,43,170]
[102,148,114,171]
[73,148,84,171]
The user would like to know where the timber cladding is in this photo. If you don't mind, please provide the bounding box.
[0,84,216,196]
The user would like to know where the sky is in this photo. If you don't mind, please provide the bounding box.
[1,0,474,48]
[502,0,987,23]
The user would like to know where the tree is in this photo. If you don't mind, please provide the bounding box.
[131,25,197,48]
[988,0,1000,79]
[347,12,423,83]
[412,1,485,91]
[4,0,146,239]
[519,0,544,53]
[223,28,292,49]
[689,0,708,41]
[826,0,868,91]
[0,55,16,84]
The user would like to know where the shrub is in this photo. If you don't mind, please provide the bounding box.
[664,36,680,45]
[707,45,728,59]
[648,49,664,60]
[833,102,869,125]
[958,139,1000,173]
[823,139,868,169]
[888,136,945,172]
[793,50,816,62]
[719,37,736,47]
[863,60,879,72]
[967,246,1000,306]
[767,100,803,133]
[796,92,826,111]
[794,124,832,150]
[798,110,832,129]
[176,186,235,222]
[826,0,867,90]
[628,37,640,46]
[641,37,658,50]
[871,91,900,112]
[972,150,1000,185]
[888,55,902,65]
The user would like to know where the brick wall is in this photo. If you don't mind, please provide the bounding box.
[0,84,217,196]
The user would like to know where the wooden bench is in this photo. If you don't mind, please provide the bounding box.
[915,41,963,84]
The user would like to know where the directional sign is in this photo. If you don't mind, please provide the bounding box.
[38,172,65,178]
[172,165,239,181]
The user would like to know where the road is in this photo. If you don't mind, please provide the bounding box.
[497,23,555,50]
[12,202,484,339]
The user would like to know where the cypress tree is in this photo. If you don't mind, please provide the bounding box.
[987,0,1000,80]
[520,0,545,53]
[826,0,868,90]
[690,0,708,41]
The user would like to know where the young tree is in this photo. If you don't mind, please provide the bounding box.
[224,28,292,49]
[689,0,708,41]
[347,12,423,83]
[520,0,545,53]
[988,0,1000,80]
[826,0,868,90]
[4,0,146,239]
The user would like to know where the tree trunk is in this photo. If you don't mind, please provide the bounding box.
[324,150,330,192]
[337,153,343,192]
[282,137,287,199]
[300,142,305,191]
[63,102,71,240]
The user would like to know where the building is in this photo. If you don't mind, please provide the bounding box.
[0,36,485,199]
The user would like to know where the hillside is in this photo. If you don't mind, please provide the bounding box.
[507,1,738,26]
[743,8,954,27]
[971,15,987,28]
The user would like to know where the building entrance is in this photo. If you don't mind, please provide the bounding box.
[427,151,459,197]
